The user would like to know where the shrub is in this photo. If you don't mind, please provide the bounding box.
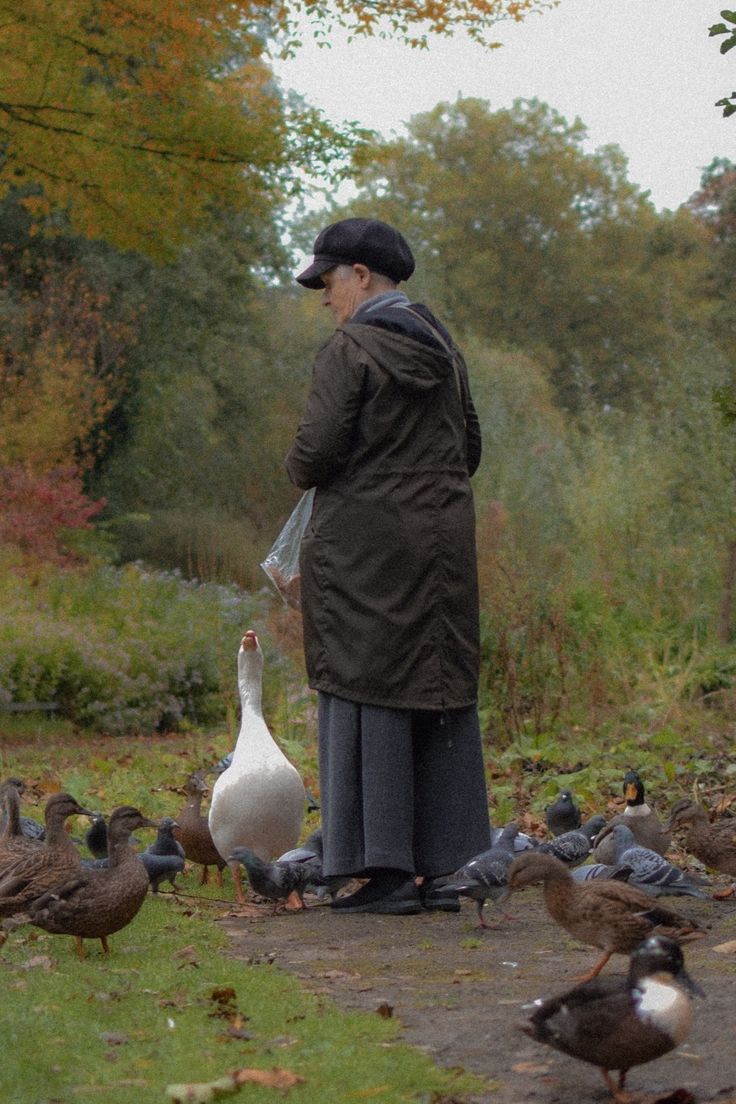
[0,562,273,735]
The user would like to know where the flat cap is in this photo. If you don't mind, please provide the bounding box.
[296,217,415,288]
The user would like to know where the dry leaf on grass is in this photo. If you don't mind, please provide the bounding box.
[511,1061,551,1074]
[375,1001,393,1019]
[712,939,736,954]
[166,1067,303,1103]
[20,954,53,970]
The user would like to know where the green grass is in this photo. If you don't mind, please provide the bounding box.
[1,895,480,1104]
[0,722,484,1104]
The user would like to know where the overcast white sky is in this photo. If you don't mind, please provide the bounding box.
[273,0,733,212]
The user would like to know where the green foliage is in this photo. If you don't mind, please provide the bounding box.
[0,561,266,735]
[710,9,736,115]
[338,97,711,409]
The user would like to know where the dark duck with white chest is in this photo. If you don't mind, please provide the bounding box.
[521,935,703,1102]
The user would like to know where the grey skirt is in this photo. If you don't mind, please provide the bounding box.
[318,692,491,878]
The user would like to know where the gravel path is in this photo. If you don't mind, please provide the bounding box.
[224,887,736,1104]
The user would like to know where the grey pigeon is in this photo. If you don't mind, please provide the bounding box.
[141,817,185,893]
[545,790,582,836]
[539,815,608,867]
[84,813,108,860]
[440,822,519,928]
[491,824,538,852]
[602,823,710,899]
[571,862,634,883]
[277,827,349,901]
[229,845,314,910]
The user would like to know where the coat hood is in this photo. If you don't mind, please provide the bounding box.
[339,322,453,392]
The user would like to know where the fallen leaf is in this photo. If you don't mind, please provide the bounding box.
[512,1061,551,1074]
[713,939,736,954]
[21,955,53,970]
[233,1068,304,1089]
[375,1001,393,1019]
[174,945,200,968]
[99,1031,128,1046]
[713,886,736,900]
[166,1075,238,1102]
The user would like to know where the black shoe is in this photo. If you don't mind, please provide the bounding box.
[331,878,422,915]
[420,877,461,913]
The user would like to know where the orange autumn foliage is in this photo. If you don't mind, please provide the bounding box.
[0,0,557,257]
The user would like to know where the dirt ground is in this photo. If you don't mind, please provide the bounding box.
[223,886,736,1104]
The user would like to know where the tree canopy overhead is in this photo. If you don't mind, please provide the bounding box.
[0,0,556,257]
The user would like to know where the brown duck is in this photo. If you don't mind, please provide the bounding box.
[508,851,704,982]
[0,793,92,915]
[28,805,158,960]
[667,799,736,890]
[174,772,225,885]
[0,781,29,851]
[593,769,670,864]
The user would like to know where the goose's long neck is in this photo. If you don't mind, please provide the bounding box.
[238,649,264,717]
[239,676,262,717]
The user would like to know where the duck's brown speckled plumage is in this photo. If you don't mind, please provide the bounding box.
[0,793,91,916]
[667,799,736,877]
[509,851,704,981]
[29,805,158,959]
[174,773,225,885]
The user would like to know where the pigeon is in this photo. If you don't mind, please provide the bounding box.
[440,822,519,928]
[491,824,538,852]
[539,815,608,867]
[141,816,185,893]
[277,826,353,901]
[84,813,109,860]
[545,790,582,836]
[601,823,710,899]
[571,862,634,883]
[228,845,314,910]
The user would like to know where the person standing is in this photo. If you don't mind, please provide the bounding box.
[286,217,491,914]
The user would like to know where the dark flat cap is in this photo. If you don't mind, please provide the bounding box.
[296,217,415,288]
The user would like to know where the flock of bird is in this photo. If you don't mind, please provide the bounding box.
[2,629,735,1100]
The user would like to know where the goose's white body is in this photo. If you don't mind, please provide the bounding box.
[209,632,304,866]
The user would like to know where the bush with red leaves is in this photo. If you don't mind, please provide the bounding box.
[0,463,105,565]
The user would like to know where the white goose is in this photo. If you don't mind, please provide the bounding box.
[208,631,305,904]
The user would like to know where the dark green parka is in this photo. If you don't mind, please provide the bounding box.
[285,314,481,711]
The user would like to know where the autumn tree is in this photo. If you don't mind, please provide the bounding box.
[337,97,711,409]
[0,249,129,562]
[0,0,556,257]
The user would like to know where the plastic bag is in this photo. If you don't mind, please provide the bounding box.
[260,488,315,610]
